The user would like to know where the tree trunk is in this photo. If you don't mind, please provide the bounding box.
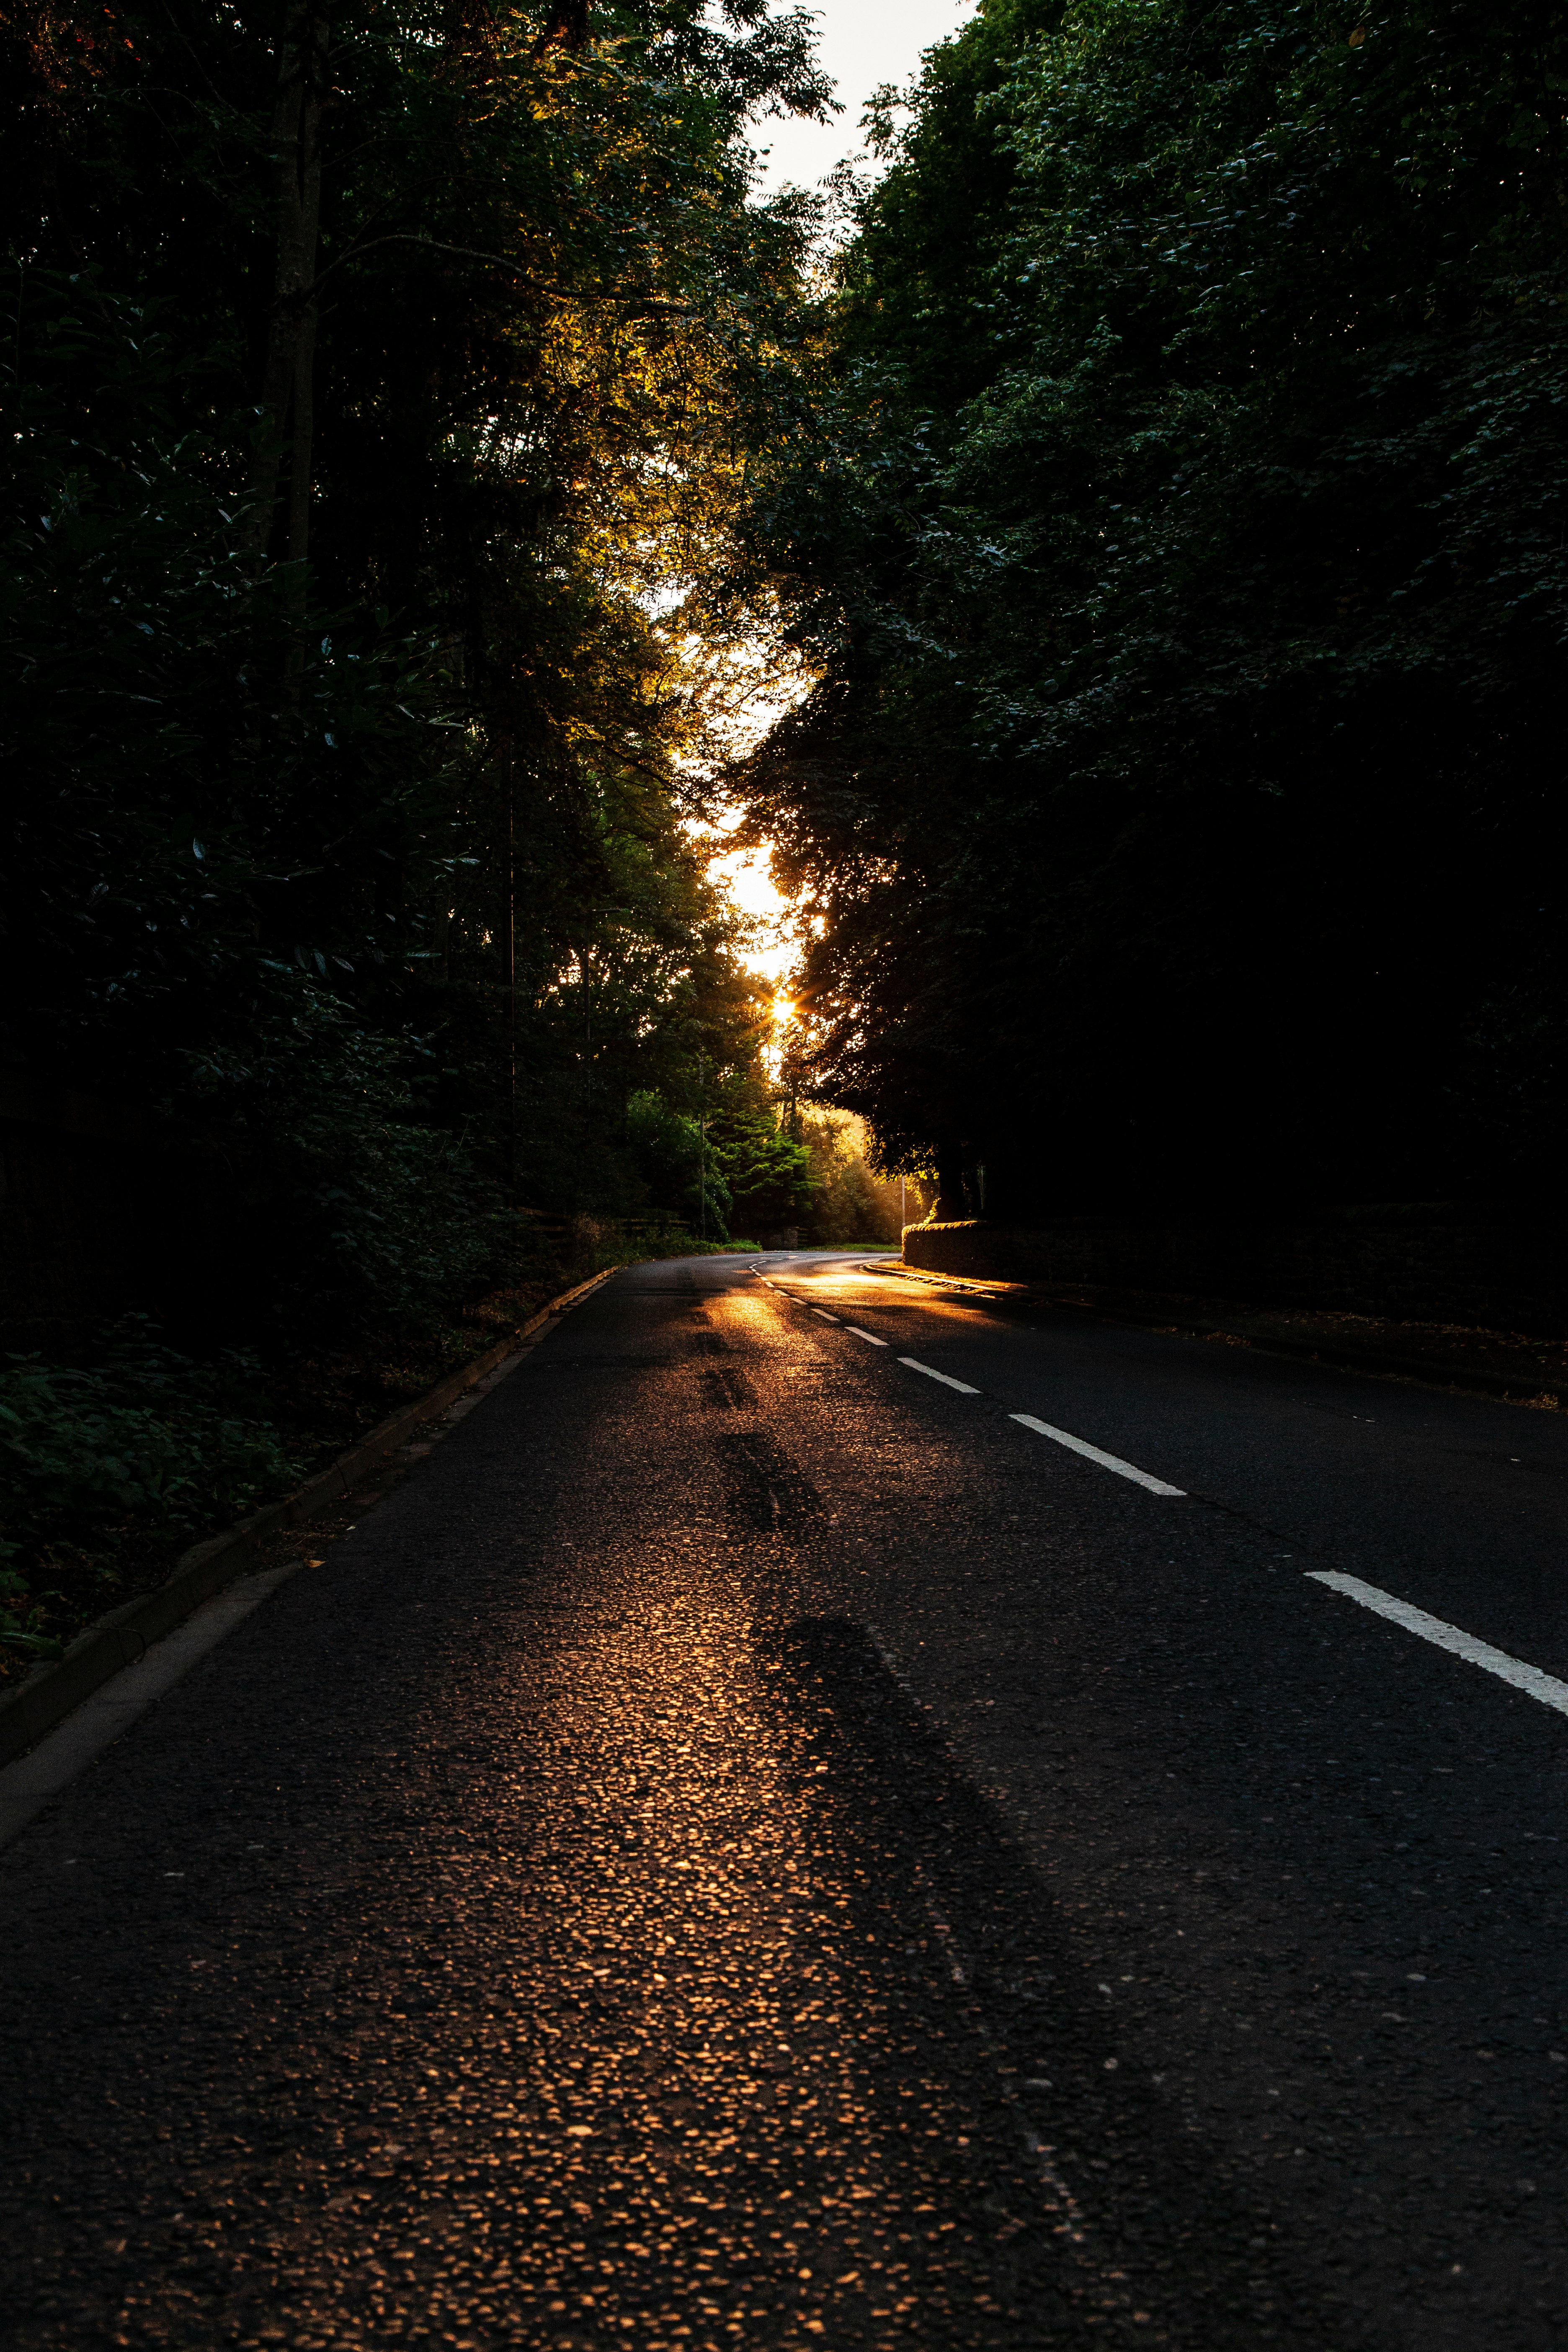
[243,0,328,565]
[286,291,319,565]
[931,1140,967,1223]
[505,738,517,1198]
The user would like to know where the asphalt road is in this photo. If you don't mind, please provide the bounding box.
[7,1248,1568,2352]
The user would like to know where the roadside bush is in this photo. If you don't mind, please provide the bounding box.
[182,980,510,1337]
[0,1320,301,1674]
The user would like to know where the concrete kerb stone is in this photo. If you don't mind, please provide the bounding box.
[869,1259,1560,1409]
[861,1261,1027,1297]
[0,1265,619,1769]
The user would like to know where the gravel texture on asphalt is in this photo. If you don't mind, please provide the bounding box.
[5,1252,1568,2350]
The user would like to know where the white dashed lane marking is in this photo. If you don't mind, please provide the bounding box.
[774,1273,1568,1730]
[1308,1571,1568,1718]
[900,1358,982,1396]
[1008,1413,1186,1497]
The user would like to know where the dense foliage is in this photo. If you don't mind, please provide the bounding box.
[0,0,845,1658]
[738,0,1568,1213]
[0,1321,300,1660]
[796,1111,907,1243]
[3,0,829,1341]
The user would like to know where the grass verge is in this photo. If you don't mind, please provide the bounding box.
[0,1227,763,1682]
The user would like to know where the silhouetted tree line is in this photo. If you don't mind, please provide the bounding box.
[2,0,825,1341]
[735,0,1568,1218]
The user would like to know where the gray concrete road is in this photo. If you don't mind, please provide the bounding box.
[6,1249,1568,2350]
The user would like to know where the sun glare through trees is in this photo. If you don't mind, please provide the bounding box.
[9,7,1568,2344]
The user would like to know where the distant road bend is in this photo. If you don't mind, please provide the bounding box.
[8,1249,1568,2350]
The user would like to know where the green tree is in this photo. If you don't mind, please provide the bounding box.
[625,1089,732,1235]
[4,0,829,1337]
[736,0,1568,1212]
[706,1084,815,1235]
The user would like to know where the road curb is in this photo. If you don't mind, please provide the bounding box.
[0,1265,619,1769]
[865,1270,1025,1289]
[866,1262,1025,1296]
[1039,1298,1568,1405]
[872,1261,1561,1408]
[1185,1325,1564,1406]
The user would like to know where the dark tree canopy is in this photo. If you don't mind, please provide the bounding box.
[3,0,832,1335]
[735,0,1568,1215]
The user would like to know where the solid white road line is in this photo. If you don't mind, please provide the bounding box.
[0,1558,308,1852]
[900,1357,982,1395]
[1307,1571,1568,1718]
[812,1308,840,1322]
[1009,1413,1186,1496]
[845,1326,888,1347]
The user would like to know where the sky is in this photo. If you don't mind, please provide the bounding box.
[707,0,980,990]
[748,0,981,197]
